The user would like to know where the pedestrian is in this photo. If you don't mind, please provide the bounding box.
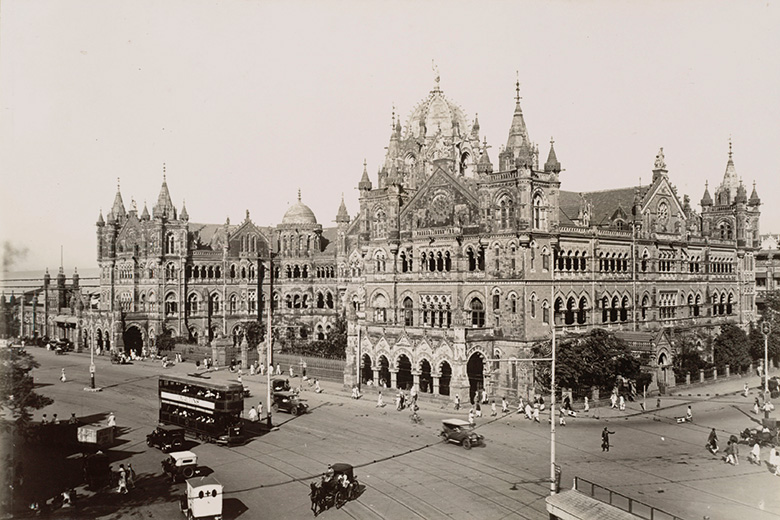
[117,464,128,494]
[107,412,116,428]
[619,395,626,411]
[747,442,761,465]
[501,397,509,414]
[257,401,263,419]
[769,447,780,476]
[302,361,308,381]
[259,362,265,376]
[314,379,322,393]
[610,392,618,409]
[53,414,60,424]
[533,404,540,423]
[724,441,736,465]
[753,397,760,415]
[482,388,488,404]
[289,365,295,378]
[707,428,719,454]
[376,391,385,407]
[248,407,258,422]
[60,368,67,382]
[249,363,255,376]
[68,413,78,424]
[468,408,475,426]
[743,382,749,398]
[126,464,136,489]
[733,441,740,465]
[41,414,48,424]
[584,396,590,412]
[475,401,482,418]
[454,393,460,411]
[559,407,567,426]
[601,427,615,452]
[276,363,281,375]
[525,403,533,420]
[490,400,497,417]
[237,372,242,384]
[686,405,693,422]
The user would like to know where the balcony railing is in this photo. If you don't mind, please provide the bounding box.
[574,477,683,520]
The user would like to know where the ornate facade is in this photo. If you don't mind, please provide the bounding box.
[87,76,760,402]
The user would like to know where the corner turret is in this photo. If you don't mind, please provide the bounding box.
[701,181,713,208]
[336,194,350,223]
[180,200,189,222]
[110,177,127,223]
[543,138,561,173]
[153,164,177,220]
[358,160,372,191]
[749,181,761,206]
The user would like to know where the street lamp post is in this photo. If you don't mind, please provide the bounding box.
[266,253,274,429]
[550,244,557,496]
[90,341,96,389]
[762,321,771,394]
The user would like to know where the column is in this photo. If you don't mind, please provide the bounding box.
[432,376,439,395]
[373,369,380,386]
[412,372,420,391]
[390,370,397,389]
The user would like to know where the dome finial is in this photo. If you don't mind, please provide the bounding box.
[117,177,120,191]
[515,71,521,103]
[728,137,733,159]
[297,188,301,202]
[163,162,167,182]
[432,59,440,91]
[391,104,395,130]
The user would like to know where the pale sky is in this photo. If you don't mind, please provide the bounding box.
[1,0,779,272]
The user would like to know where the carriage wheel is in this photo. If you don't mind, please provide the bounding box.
[335,490,343,509]
[463,438,472,450]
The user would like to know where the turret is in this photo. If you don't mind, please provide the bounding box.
[499,77,534,171]
[180,200,189,222]
[749,181,761,206]
[735,181,747,204]
[701,181,713,208]
[471,113,480,138]
[336,194,350,223]
[43,268,51,289]
[543,138,561,173]
[153,164,177,220]
[141,201,150,221]
[110,177,127,223]
[72,268,79,290]
[476,138,493,174]
[96,209,105,227]
[358,160,372,192]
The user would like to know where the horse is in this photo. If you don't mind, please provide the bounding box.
[309,481,322,516]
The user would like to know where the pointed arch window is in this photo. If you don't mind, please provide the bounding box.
[533,193,546,230]
[470,298,485,327]
[403,297,414,326]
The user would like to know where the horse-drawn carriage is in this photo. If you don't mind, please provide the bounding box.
[740,427,779,447]
[309,463,359,516]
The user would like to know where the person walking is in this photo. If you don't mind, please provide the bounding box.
[249,363,255,376]
[707,428,719,454]
[117,464,128,494]
[475,401,482,418]
[743,382,749,398]
[753,397,761,415]
[248,406,258,422]
[376,391,385,407]
[314,379,322,393]
[126,464,136,489]
[60,368,67,382]
[610,392,618,409]
[454,393,460,411]
[618,395,626,411]
[259,362,265,376]
[685,405,693,422]
[256,401,263,419]
[532,404,540,423]
[559,407,567,426]
[289,365,295,378]
[584,396,590,412]
[107,412,116,428]
[276,363,282,375]
[468,408,475,426]
[724,441,736,465]
[768,447,780,476]
[747,442,761,465]
[501,397,509,414]
[490,400,497,417]
[601,427,615,452]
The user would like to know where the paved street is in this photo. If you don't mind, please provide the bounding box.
[7,348,780,519]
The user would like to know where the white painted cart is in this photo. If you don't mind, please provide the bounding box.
[181,475,222,520]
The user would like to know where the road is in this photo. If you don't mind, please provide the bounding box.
[8,348,780,520]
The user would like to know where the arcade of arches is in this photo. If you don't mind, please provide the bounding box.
[359,353,455,397]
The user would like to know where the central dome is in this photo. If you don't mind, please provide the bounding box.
[282,192,317,225]
[405,82,470,140]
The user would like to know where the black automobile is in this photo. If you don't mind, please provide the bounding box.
[147,425,185,452]
[272,379,292,393]
[272,391,308,416]
[440,418,484,449]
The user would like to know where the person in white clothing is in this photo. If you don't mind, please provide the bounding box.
[618,395,626,411]
[376,391,385,407]
[584,396,590,412]
[747,442,761,464]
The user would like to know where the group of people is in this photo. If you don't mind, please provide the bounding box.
[115,463,135,494]
[610,392,627,411]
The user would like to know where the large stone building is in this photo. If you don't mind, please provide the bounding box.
[85,76,761,401]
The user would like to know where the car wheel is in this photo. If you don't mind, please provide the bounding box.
[440,432,448,440]
[146,439,153,447]
[463,438,472,450]
[292,406,299,417]
[182,466,195,479]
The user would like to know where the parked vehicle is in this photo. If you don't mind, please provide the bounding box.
[272,391,308,416]
[440,418,483,449]
[272,379,292,393]
[180,475,222,520]
[162,451,200,482]
[147,425,185,452]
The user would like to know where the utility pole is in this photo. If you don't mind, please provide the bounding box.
[266,253,274,429]
[762,321,771,395]
[550,248,557,496]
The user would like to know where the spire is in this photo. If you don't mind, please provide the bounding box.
[477,137,493,174]
[180,199,189,221]
[110,177,127,222]
[544,137,561,173]
[735,180,747,204]
[297,189,301,202]
[358,159,372,191]
[471,113,480,137]
[153,163,176,219]
[336,193,350,223]
[701,180,713,207]
[96,208,105,226]
[141,201,150,220]
[749,181,761,206]
[503,74,533,168]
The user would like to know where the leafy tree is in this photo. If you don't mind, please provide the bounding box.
[756,289,780,366]
[0,349,53,431]
[712,323,750,372]
[673,336,711,381]
[533,328,642,398]
[157,332,192,352]
[278,312,348,360]
[239,321,265,349]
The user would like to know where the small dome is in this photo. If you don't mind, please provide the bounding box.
[405,84,470,140]
[282,191,317,225]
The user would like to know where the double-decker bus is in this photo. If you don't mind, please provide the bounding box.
[158,375,244,445]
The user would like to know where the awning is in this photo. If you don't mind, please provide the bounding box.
[54,315,78,325]
[546,490,643,520]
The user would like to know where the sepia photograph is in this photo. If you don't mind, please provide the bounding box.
[1,1,779,519]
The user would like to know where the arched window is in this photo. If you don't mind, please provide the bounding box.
[467,247,476,271]
[248,291,256,313]
[577,297,588,324]
[374,209,387,238]
[373,294,387,323]
[610,296,619,322]
[210,293,220,314]
[326,292,334,309]
[530,294,536,318]
[542,300,550,324]
[620,295,630,322]
[165,233,176,254]
[470,298,485,327]
[492,292,500,312]
[641,295,649,321]
[403,297,414,326]
[229,294,237,313]
[188,293,199,314]
[533,193,546,230]
[165,293,178,316]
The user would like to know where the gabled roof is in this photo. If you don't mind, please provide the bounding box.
[560,187,643,227]
[399,165,478,221]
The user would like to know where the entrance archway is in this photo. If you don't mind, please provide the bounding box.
[396,354,413,390]
[96,329,104,352]
[361,354,373,384]
[658,352,669,385]
[438,361,452,396]
[123,326,143,356]
[378,356,390,388]
[467,352,485,404]
[420,359,433,393]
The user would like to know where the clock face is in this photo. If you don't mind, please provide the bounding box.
[429,190,453,225]
[658,201,669,222]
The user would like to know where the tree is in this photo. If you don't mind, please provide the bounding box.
[756,289,780,366]
[239,321,265,349]
[673,336,711,381]
[532,328,642,398]
[0,349,53,431]
[712,323,750,372]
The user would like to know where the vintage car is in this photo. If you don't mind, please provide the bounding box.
[440,418,484,449]
[162,451,200,482]
[272,379,292,393]
[272,391,308,416]
[147,425,186,452]
[180,475,222,520]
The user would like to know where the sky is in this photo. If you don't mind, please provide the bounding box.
[1,0,779,273]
